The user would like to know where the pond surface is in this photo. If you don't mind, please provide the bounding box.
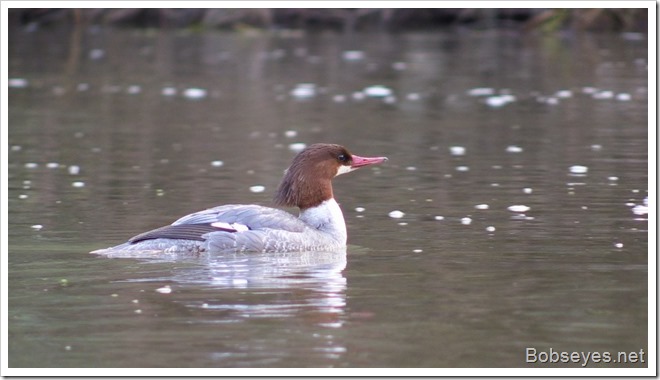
[7,25,649,371]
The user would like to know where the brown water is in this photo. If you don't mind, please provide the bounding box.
[7,25,649,370]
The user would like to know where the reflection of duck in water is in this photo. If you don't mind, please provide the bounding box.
[92,144,387,255]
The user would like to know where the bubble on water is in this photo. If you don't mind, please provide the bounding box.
[632,204,648,216]
[352,91,366,101]
[249,185,266,193]
[89,49,105,60]
[523,188,533,194]
[211,160,224,167]
[161,87,177,96]
[392,62,408,70]
[284,130,298,138]
[615,93,632,101]
[364,85,393,98]
[9,78,29,88]
[126,85,141,94]
[569,165,589,174]
[68,165,81,175]
[544,97,560,105]
[355,207,365,212]
[485,95,515,107]
[342,50,365,61]
[486,226,496,232]
[614,242,624,248]
[388,210,405,219]
[412,249,423,253]
[434,216,444,221]
[467,87,495,96]
[72,181,85,188]
[461,217,472,225]
[332,94,347,103]
[46,162,59,169]
[290,83,316,99]
[506,145,524,153]
[449,146,466,156]
[508,205,530,213]
[183,88,207,99]
[156,286,172,294]
[288,143,307,152]
[475,204,489,210]
[593,90,614,99]
[383,95,397,104]
[31,224,43,230]
[406,93,421,101]
[555,90,572,98]
[25,163,38,169]
[455,166,469,172]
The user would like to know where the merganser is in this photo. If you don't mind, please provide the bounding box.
[91,143,387,255]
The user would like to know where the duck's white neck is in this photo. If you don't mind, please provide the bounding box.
[299,198,347,244]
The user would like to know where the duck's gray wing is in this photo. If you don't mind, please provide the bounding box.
[128,205,308,245]
[128,224,219,243]
[172,204,306,231]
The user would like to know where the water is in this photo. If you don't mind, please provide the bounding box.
[7,26,648,370]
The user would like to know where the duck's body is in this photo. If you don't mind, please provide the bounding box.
[91,144,387,255]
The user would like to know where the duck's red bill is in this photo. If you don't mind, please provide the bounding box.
[351,155,388,168]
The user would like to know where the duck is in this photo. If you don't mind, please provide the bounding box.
[91,143,387,255]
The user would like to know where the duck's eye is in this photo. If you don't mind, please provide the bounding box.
[337,154,350,163]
